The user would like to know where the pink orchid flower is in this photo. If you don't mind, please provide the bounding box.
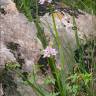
[43,46,58,58]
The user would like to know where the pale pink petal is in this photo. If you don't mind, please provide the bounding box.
[39,0,45,4]
[48,0,52,3]
[43,46,57,58]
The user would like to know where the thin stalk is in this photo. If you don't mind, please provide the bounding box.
[73,16,80,49]
[51,13,67,96]
[35,0,48,48]
[48,58,65,96]
[51,13,65,69]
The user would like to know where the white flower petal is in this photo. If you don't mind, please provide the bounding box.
[43,46,57,58]
[48,0,52,3]
[39,0,45,4]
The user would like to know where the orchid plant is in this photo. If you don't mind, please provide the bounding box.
[6,0,96,96]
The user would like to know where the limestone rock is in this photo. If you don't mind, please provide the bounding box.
[0,0,43,96]
[0,83,3,96]
[0,0,42,72]
[17,83,36,96]
[40,10,96,49]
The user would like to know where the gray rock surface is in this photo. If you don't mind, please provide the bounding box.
[0,84,3,96]
[40,11,96,49]
[0,1,42,96]
[0,0,42,72]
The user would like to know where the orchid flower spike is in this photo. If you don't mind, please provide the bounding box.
[43,46,58,58]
